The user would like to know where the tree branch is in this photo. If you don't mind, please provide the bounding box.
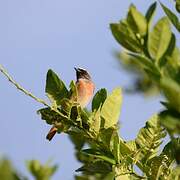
[0,64,49,107]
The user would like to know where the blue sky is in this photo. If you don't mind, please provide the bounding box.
[0,0,178,179]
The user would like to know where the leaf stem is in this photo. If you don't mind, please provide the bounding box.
[0,64,49,107]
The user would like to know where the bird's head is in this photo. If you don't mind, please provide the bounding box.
[74,67,91,81]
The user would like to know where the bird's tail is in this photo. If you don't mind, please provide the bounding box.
[46,126,57,141]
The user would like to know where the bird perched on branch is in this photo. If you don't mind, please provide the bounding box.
[46,67,95,141]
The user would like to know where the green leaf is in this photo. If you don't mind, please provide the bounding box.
[103,172,115,180]
[160,77,180,113]
[135,114,166,163]
[127,4,147,36]
[110,131,120,163]
[168,166,180,180]
[27,160,58,180]
[127,53,156,71]
[37,107,71,134]
[113,163,136,179]
[98,128,116,150]
[145,2,157,24]
[89,107,102,134]
[69,80,78,103]
[114,174,142,180]
[75,173,115,180]
[176,0,180,13]
[161,46,180,83]
[0,159,22,180]
[69,130,86,150]
[158,33,176,68]
[160,2,180,32]
[160,110,180,134]
[38,107,67,125]
[145,139,176,179]
[110,22,142,53]
[163,138,180,164]
[92,88,107,111]
[127,53,161,82]
[101,88,122,129]
[148,17,172,61]
[45,69,68,106]
[60,98,73,116]
[144,2,157,59]
[126,140,137,153]
[81,149,116,164]
[76,161,112,174]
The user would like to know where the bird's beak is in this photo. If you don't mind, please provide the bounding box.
[74,67,78,72]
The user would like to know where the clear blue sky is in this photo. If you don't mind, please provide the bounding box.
[0,0,177,179]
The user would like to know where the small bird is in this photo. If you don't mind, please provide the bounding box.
[46,67,95,141]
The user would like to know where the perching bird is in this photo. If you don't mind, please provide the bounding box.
[46,67,95,141]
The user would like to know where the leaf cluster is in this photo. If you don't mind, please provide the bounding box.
[36,67,179,179]
[110,1,180,141]
[114,2,180,97]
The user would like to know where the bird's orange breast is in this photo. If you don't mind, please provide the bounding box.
[76,79,95,108]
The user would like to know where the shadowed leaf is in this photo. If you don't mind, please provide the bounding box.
[145,2,157,24]
[46,69,68,106]
[92,88,107,111]
[160,2,180,32]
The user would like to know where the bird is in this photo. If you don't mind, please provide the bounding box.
[46,67,95,141]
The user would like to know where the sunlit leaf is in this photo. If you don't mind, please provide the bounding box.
[168,166,180,180]
[89,107,101,134]
[127,4,147,36]
[158,33,176,67]
[145,139,176,179]
[110,131,120,163]
[101,88,122,129]
[148,17,172,61]
[135,115,166,163]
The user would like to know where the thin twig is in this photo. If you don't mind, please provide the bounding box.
[0,64,49,107]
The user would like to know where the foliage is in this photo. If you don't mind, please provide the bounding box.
[110,1,180,134]
[0,158,57,180]
[0,1,180,180]
[110,0,180,176]
[114,1,180,95]
[0,159,24,180]
[27,160,58,180]
[36,67,178,179]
